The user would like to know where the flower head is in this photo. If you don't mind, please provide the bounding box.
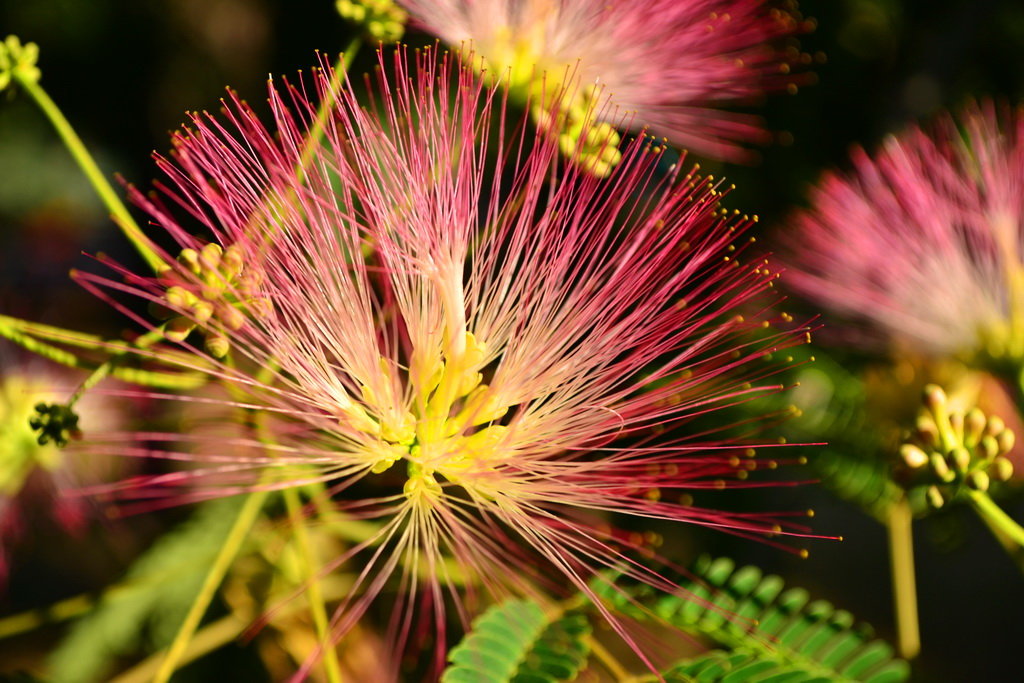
[337,0,409,43]
[397,0,810,167]
[785,101,1024,363]
[899,384,1016,509]
[77,50,808,671]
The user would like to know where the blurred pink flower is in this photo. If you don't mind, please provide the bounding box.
[785,101,1024,361]
[398,0,810,162]
[77,51,809,672]
[0,359,126,584]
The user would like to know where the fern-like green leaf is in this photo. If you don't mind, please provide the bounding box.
[46,496,246,683]
[665,649,804,682]
[815,448,900,520]
[441,600,591,683]
[597,556,909,683]
[786,355,903,519]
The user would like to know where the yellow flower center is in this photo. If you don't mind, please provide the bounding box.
[476,18,623,177]
[335,265,513,500]
[978,210,1024,361]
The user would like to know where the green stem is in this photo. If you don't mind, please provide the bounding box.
[0,317,95,370]
[587,635,631,680]
[967,488,1024,548]
[885,497,920,660]
[252,39,363,260]
[0,593,94,639]
[12,74,165,273]
[0,313,122,351]
[112,613,250,683]
[110,578,354,683]
[0,313,205,368]
[66,326,166,405]
[0,528,243,640]
[151,489,269,683]
[144,36,370,303]
[296,38,362,178]
[974,496,1024,572]
[283,488,343,683]
[0,316,204,390]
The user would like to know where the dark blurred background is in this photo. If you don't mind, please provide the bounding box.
[2,0,1024,680]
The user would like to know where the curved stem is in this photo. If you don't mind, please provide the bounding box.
[0,315,205,389]
[114,613,249,683]
[12,74,165,273]
[151,490,269,683]
[296,37,362,178]
[111,579,353,683]
[66,326,166,405]
[968,488,1024,548]
[0,593,94,639]
[885,497,920,660]
[283,487,344,683]
[252,37,362,258]
[588,635,631,680]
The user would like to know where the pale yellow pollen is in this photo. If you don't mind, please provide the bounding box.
[341,265,515,501]
[472,10,622,177]
[403,466,442,501]
[980,209,1024,360]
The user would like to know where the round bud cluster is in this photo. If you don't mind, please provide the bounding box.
[28,402,81,448]
[899,384,1015,508]
[534,84,623,178]
[0,35,41,91]
[336,0,407,43]
[155,243,270,358]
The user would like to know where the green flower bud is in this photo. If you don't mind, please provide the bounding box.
[0,35,41,90]
[930,452,955,483]
[986,415,1006,437]
[967,469,990,492]
[191,300,215,324]
[949,447,971,473]
[165,315,196,342]
[29,402,81,448]
[205,334,230,359]
[980,434,1000,462]
[246,297,273,318]
[336,0,407,43]
[160,242,266,359]
[949,411,965,446]
[964,408,987,448]
[165,285,195,309]
[177,248,201,274]
[997,429,1015,455]
[900,443,929,469]
[199,242,224,270]
[219,304,245,331]
[923,383,948,412]
[914,416,939,449]
[221,244,244,279]
[990,456,1014,482]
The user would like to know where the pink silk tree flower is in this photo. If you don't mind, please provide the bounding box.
[76,50,810,674]
[785,101,1024,362]
[396,0,810,171]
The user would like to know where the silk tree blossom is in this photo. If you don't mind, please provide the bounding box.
[75,50,811,672]
[785,101,1024,362]
[397,0,810,173]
